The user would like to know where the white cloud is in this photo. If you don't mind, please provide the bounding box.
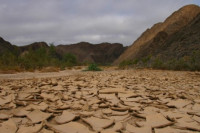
[0,0,197,46]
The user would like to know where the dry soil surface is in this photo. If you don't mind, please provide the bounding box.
[0,69,200,133]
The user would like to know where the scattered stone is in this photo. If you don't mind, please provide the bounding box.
[26,110,52,123]
[146,113,174,128]
[112,122,124,131]
[167,99,191,108]
[79,111,94,117]
[0,69,200,133]
[154,127,189,133]
[0,113,10,120]
[126,123,152,133]
[102,108,112,115]
[0,95,13,106]
[17,123,43,133]
[46,122,94,133]
[99,88,126,94]
[12,108,30,117]
[40,128,54,133]
[26,102,48,111]
[192,115,200,123]
[106,114,131,122]
[0,119,18,133]
[55,111,77,124]
[82,116,114,131]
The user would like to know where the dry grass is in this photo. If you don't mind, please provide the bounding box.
[39,67,60,73]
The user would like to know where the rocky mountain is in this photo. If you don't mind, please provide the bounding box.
[114,4,200,64]
[19,42,49,53]
[56,42,126,64]
[0,37,126,64]
[0,37,19,55]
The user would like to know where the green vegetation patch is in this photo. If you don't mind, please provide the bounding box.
[84,63,102,71]
[119,50,200,71]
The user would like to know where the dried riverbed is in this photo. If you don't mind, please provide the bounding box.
[0,69,200,133]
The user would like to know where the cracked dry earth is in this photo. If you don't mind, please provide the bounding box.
[0,69,200,133]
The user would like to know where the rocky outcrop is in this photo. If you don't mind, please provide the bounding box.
[0,37,19,55]
[19,42,49,52]
[114,4,200,64]
[0,37,126,64]
[56,42,126,64]
[138,13,200,60]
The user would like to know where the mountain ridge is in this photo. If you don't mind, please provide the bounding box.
[114,4,200,64]
[0,38,126,65]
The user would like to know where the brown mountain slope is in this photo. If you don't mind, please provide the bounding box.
[0,37,125,64]
[146,13,200,60]
[19,42,49,53]
[56,42,126,64]
[114,4,200,64]
[0,37,19,55]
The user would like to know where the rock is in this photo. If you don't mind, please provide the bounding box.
[82,116,114,131]
[167,99,191,108]
[101,130,117,133]
[40,128,54,133]
[26,102,48,111]
[12,108,30,117]
[51,85,64,91]
[46,122,94,133]
[110,106,129,111]
[112,122,124,131]
[26,110,52,123]
[0,113,10,120]
[111,110,129,116]
[154,127,189,133]
[106,114,130,122]
[192,115,200,123]
[0,119,18,133]
[118,92,140,99]
[175,117,200,132]
[98,94,120,105]
[0,95,13,106]
[102,108,112,115]
[79,111,94,117]
[17,123,43,133]
[55,111,77,124]
[40,93,59,102]
[192,103,200,112]
[126,123,152,133]
[17,93,31,100]
[99,88,126,94]
[161,111,185,120]
[146,113,174,128]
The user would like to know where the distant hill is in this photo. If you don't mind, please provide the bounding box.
[0,37,19,55]
[19,42,49,53]
[0,37,126,65]
[114,4,200,65]
[56,42,126,64]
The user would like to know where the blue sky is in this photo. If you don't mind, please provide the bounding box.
[0,0,198,46]
[194,0,200,5]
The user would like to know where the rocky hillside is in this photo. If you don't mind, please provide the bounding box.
[0,37,19,55]
[114,4,200,64]
[139,13,200,60]
[19,42,49,53]
[0,37,125,65]
[56,42,126,64]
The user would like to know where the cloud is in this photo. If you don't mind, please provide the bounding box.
[0,0,197,46]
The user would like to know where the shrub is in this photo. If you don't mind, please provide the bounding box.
[62,53,77,67]
[85,63,102,71]
[119,59,139,69]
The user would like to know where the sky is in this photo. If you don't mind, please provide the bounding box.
[0,0,199,46]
